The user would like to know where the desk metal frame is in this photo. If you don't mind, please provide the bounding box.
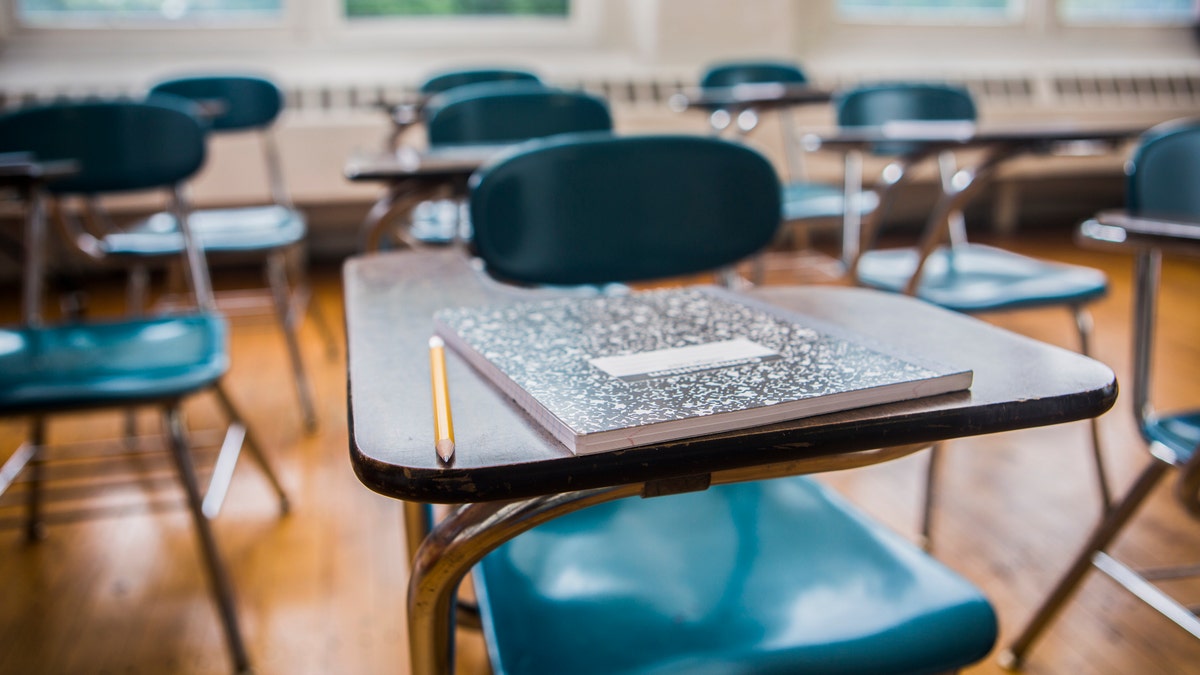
[802,124,1143,285]
[345,249,1117,675]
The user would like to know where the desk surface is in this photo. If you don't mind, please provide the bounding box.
[668,83,833,112]
[803,121,1144,152]
[344,144,507,182]
[345,249,1116,504]
[1084,210,1200,254]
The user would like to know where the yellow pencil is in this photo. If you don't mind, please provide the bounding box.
[428,335,455,463]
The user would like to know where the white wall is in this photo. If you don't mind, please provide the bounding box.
[2,0,1197,254]
[3,1,1196,92]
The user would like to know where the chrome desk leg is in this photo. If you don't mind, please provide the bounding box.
[359,183,435,253]
[211,382,291,517]
[24,416,47,541]
[268,252,318,432]
[403,500,433,564]
[841,149,864,269]
[999,458,1171,670]
[407,485,642,675]
[919,442,943,551]
[1072,305,1112,510]
[164,405,251,674]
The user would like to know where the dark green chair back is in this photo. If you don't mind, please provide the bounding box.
[425,82,612,147]
[468,133,782,285]
[836,83,977,156]
[420,67,541,96]
[700,60,808,88]
[0,97,206,195]
[1128,119,1200,221]
[151,75,284,131]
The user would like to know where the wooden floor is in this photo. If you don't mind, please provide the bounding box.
[2,230,1199,674]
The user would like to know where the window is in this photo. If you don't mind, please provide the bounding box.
[346,0,568,18]
[17,0,282,25]
[837,0,1021,22]
[1058,0,1195,24]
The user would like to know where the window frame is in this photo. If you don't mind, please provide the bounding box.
[835,0,1026,26]
[1056,0,1197,27]
[2,0,601,51]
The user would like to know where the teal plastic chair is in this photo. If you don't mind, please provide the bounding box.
[389,83,612,246]
[114,74,329,431]
[699,60,877,276]
[460,132,998,674]
[0,99,289,673]
[840,83,1111,545]
[1001,119,1200,670]
[386,67,543,149]
[420,66,541,96]
[424,81,611,148]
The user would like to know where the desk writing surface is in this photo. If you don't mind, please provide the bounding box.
[345,249,1116,504]
[802,122,1143,153]
[343,144,507,182]
[668,83,833,112]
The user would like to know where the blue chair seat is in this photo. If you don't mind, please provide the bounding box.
[475,476,998,675]
[1145,411,1200,465]
[856,244,1108,312]
[0,314,228,412]
[782,181,879,222]
[104,205,305,256]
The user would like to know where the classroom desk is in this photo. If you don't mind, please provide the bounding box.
[669,82,833,181]
[1082,209,1200,255]
[344,247,1117,675]
[0,155,78,326]
[344,144,505,252]
[668,82,833,120]
[802,121,1144,285]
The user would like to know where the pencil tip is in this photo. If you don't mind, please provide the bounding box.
[436,439,455,463]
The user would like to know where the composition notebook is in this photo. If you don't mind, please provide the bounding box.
[433,286,972,455]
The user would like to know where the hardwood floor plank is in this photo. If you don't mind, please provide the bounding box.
[2,232,1200,674]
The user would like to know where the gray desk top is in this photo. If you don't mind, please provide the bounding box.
[345,249,1117,503]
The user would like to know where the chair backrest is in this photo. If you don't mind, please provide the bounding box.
[836,83,977,156]
[150,75,285,131]
[468,132,782,285]
[424,83,612,147]
[1127,119,1200,222]
[0,97,207,195]
[1120,120,1200,440]
[419,67,541,96]
[700,60,808,88]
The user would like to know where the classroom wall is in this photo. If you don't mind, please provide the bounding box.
[1,0,1197,256]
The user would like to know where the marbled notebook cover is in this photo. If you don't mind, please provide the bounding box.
[434,286,971,455]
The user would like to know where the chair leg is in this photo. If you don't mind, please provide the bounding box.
[998,458,1172,671]
[24,416,47,542]
[213,382,290,516]
[919,442,943,551]
[1073,306,1113,510]
[266,252,318,432]
[286,244,339,361]
[162,405,251,674]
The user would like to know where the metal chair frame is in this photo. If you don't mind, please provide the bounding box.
[838,83,1112,548]
[0,105,290,674]
[999,122,1200,663]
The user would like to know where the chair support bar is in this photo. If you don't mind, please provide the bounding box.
[1092,551,1200,639]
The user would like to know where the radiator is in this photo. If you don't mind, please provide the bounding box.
[4,68,1198,253]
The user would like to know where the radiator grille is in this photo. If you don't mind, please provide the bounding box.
[4,71,1198,113]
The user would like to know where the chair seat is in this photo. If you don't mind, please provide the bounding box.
[104,205,305,256]
[474,476,997,675]
[0,314,228,412]
[1145,412,1200,465]
[856,244,1108,312]
[781,181,878,222]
